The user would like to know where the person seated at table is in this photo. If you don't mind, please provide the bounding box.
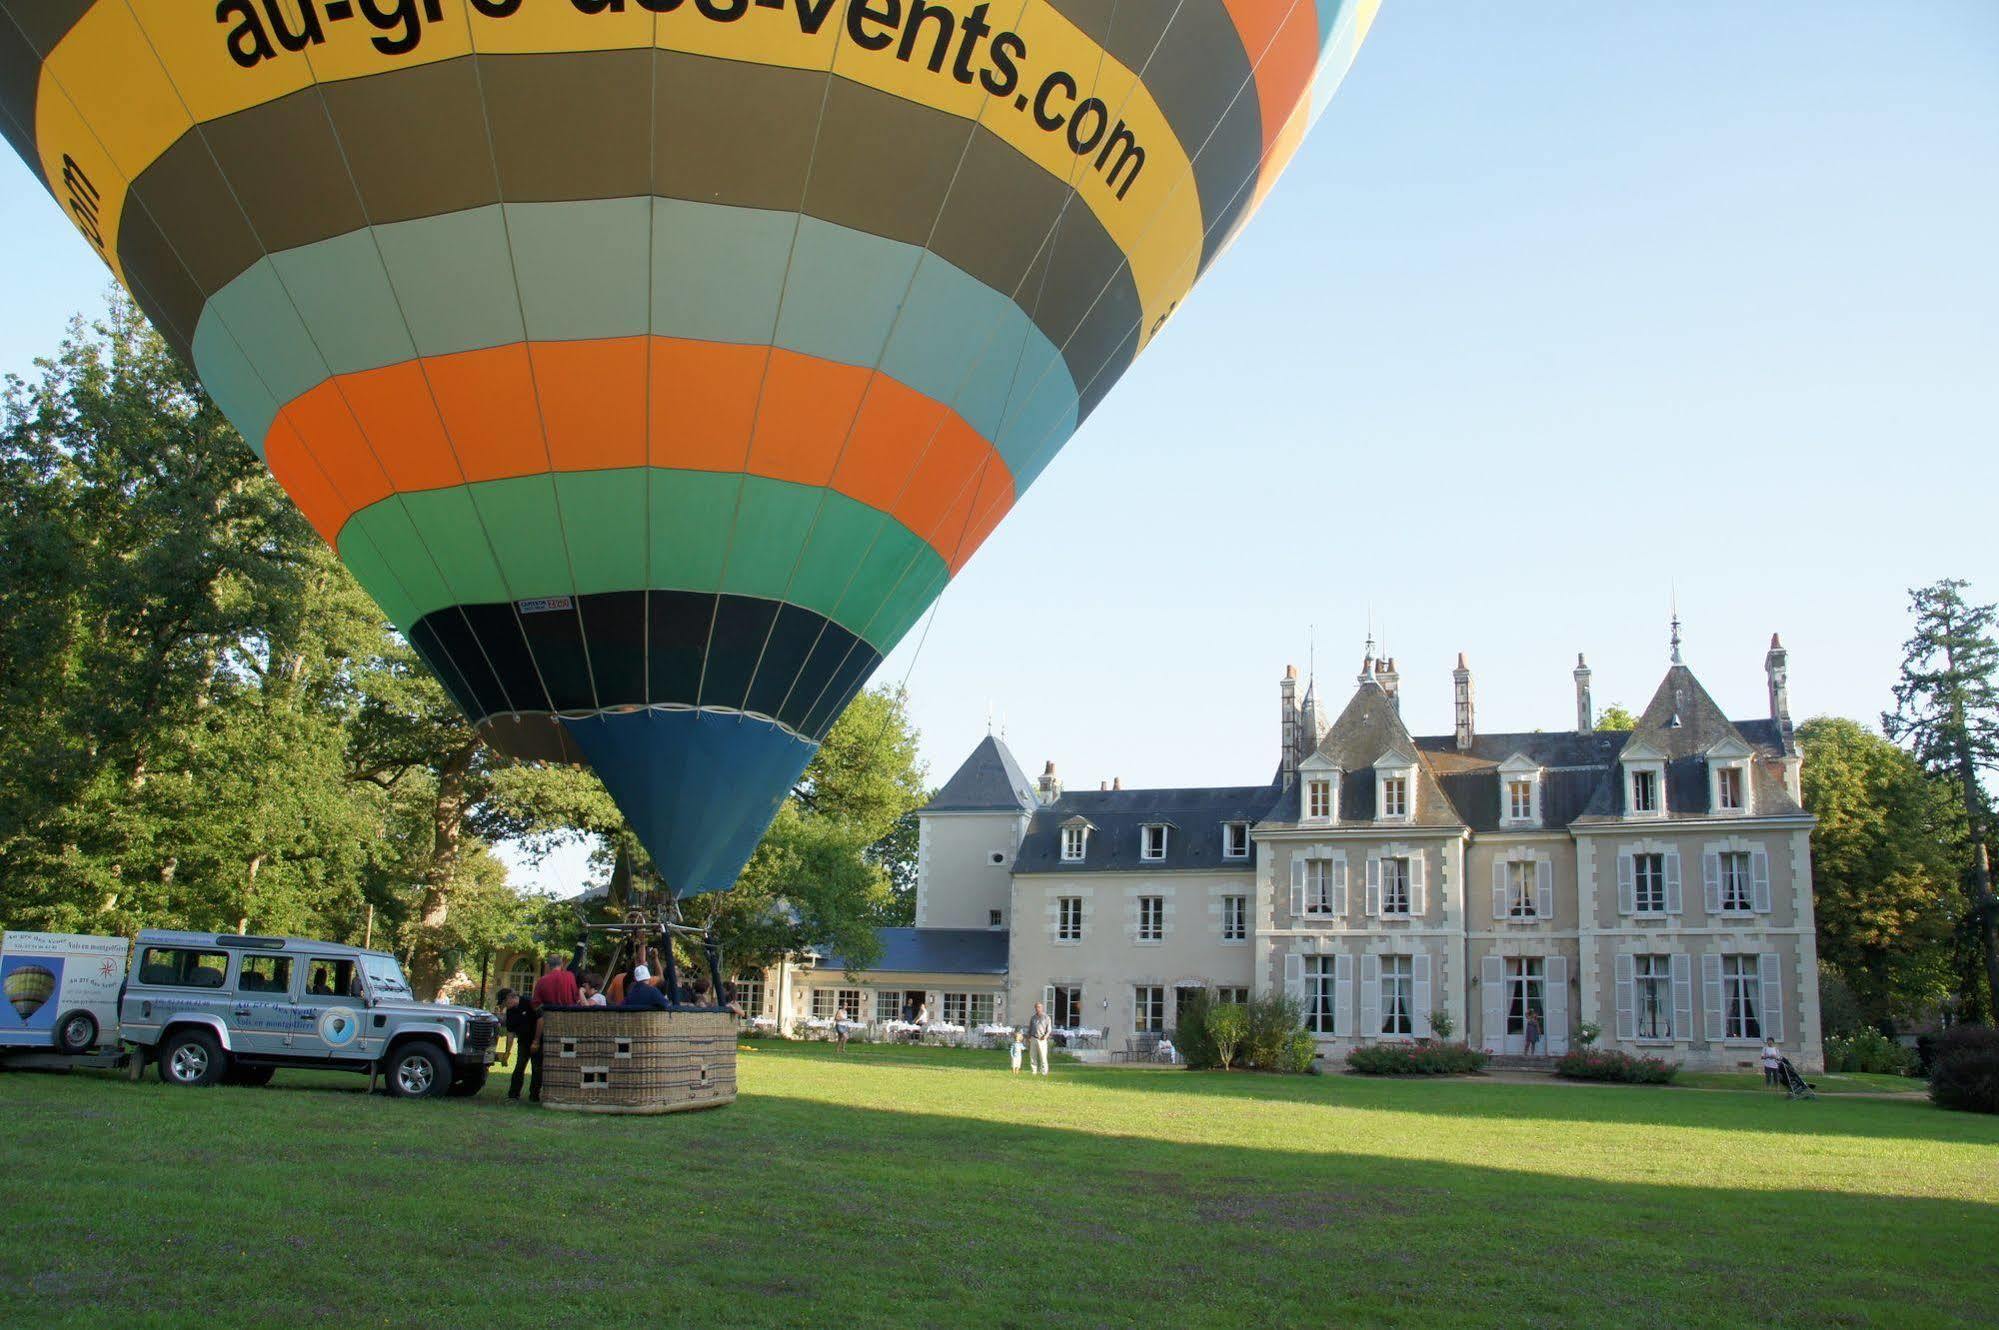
[620,965,671,1011]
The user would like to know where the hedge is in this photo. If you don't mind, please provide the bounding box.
[1345,1042,1488,1076]
[1555,1048,1678,1084]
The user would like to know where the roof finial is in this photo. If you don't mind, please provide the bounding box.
[1669,587,1683,666]
[986,701,994,736]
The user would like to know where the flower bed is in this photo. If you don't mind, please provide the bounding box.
[1345,1042,1489,1076]
[1555,1048,1678,1084]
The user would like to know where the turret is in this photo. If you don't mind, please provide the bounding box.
[1453,652,1475,752]
[1573,652,1593,733]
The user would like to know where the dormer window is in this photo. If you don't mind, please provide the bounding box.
[1373,750,1416,823]
[1307,779,1332,821]
[1381,777,1409,818]
[1060,824,1088,862]
[1706,737,1753,816]
[1498,754,1544,827]
[1222,822,1249,860]
[1621,740,1667,820]
[1141,824,1168,861]
[1631,769,1659,814]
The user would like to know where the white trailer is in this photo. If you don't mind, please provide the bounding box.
[1,931,129,1058]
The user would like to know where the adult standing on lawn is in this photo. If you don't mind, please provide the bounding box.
[503,987,539,1101]
[516,955,580,1102]
[1762,1038,1782,1087]
[1524,1009,1543,1057]
[1025,1002,1052,1077]
[835,1007,850,1052]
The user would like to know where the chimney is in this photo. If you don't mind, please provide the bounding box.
[1766,632,1794,744]
[1453,652,1475,752]
[1573,652,1593,733]
[1378,656,1401,712]
[1099,780,1108,791]
[1037,761,1062,805]
[1112,776,1123,791]
[1279,665,1300,788]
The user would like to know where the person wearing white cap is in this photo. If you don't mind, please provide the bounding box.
[622,964,670,1011]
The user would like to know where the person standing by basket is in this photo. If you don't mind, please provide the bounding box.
[1025,1002,1052,1077]
[503,987,539,1101]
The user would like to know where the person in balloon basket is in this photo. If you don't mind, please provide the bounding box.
[1025,1003,1053,1077]
[579,975,607,1007]
[502,988,539,1101]
[621,966,671,1012]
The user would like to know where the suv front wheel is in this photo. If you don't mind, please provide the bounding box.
[385,1041,451,1099]
[157,1029,226,1087]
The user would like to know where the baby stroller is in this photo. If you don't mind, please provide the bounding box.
[1777,1056,1816,1100]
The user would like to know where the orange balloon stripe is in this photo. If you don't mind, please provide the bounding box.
[1220,0,1324,158]
[263,336,1017,576]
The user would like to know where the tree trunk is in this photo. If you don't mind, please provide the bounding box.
[237,853,263,936]
[406,741,475,998]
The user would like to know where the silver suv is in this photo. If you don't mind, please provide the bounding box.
[121,930,497,1098]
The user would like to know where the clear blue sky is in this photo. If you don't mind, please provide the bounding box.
[4,4,1995,895]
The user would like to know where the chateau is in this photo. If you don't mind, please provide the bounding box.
[747,630,1823,1071]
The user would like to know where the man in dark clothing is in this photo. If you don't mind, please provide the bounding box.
[502,988,539,1100]
[621,965,671,1011]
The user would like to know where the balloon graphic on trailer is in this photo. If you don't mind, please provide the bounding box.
[0,0,1377,894]
[4,964,55,1020]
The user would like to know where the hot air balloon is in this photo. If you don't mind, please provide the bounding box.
[0,1,1376,895]
[4,964,55,1020]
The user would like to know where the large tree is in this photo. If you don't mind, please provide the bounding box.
[1884,579,1999,1020]
[1798,716,1959,1024]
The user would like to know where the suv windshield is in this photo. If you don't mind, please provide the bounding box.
[362,954,412,999]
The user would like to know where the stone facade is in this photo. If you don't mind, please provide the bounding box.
[766,631,1823,1071]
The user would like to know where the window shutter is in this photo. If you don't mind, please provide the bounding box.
[1614,953,1636,1042]
[1759,952,1784,1041]
[1283,952,1304,1006]
[1665,851,1684,914]
[1536,859,1554,920]
[1291,858,1306,919]
[1543,955,1568,1052]
[1751,849,1772,913]
[1043,985,1054,1018]
[1493,859,1509,921]
[1480,954,1506,1053]
[1365,856,1381,917]
[1331,857,1349,916]
[1617,851,1635,915]
[1409,854,1427,915]
[1412,953,1432,1038]
[1703,852,1722,915]
[1333,953,1354,1036]
[1671,952,1693,1041]
[1358,954,1381,1037]
[1701,954,1724,1041]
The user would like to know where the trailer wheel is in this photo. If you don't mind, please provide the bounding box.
[55,1010,97,1055]
[447,1067,488,1097]
[157,1028,226,1087]
[385,1041,451,1099]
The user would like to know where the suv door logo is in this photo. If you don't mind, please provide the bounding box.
[318,1006,360,1048]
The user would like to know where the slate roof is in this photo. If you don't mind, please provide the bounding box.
[924,735,1037,813]
[815,927,1008,976]
[1013,785,1278,873]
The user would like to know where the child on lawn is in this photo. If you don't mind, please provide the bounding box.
[1010,1030,1025,1074]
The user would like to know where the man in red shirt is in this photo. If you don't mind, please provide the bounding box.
[517,954,578,1102]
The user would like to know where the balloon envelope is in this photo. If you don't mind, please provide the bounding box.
[0,0,1375,893]
[4,964,55,1019]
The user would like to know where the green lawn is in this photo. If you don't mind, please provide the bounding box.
[3,1043,1995,1329]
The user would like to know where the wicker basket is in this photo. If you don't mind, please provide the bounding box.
[538,1009,737,1114]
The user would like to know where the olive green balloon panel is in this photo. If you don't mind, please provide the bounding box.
[0,0,1376,893]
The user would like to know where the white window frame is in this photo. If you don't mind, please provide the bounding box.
[1133,985,1165,1034]
[941,992,970,1026]
[1221,894,1247,942]
[1056,896,1084,942]
[734,974,765,1017]
[1378,856,1412,917]
[1222,821,1250,860]
[1717,850,1755,914]
[874,989,905,1023]
[1634,953,1673,1041]
[1304,956,1338,1034]
[1634,852,1667,914]
[1721,954,1762,1040]
[968,993,997,1026]
[1497,754,1544,828]
[1137,895,1165,943]
[1141,823,1169,861]
[1379,955,1414,1036]
[1706,736,1754,816]
[1623,753,1666,819]
[1060,824,1088,862]
[1049,984,1084,1029]
[1295,853,1347,918]
[1306,778,1333,822]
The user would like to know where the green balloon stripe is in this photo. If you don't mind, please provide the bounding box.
[336,468,943,656]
